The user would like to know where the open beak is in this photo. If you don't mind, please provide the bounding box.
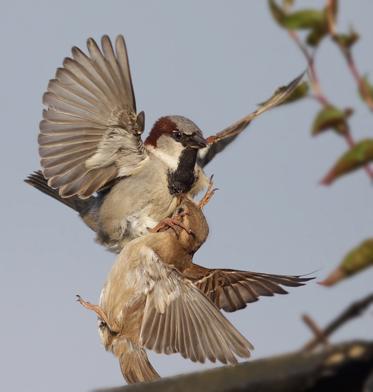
[189,133,208,149]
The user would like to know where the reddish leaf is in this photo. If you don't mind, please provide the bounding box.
[359,76,373,102]
[333,29,359,49]
[321,139,373,185]
[320,239,373,286]
[312,106,351,136]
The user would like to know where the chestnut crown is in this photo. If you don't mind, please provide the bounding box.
[145,115,207,149]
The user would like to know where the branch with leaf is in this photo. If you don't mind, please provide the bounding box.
[269,0,373,184]
[268,0,373,287]
[320,239,373,286]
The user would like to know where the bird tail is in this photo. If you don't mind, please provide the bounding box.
[24,170,96,213]
[118,341,160,384]
[25,170,80,211]
[25,170,99,232]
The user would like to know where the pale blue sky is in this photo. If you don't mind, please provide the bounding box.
[1,1,372,391]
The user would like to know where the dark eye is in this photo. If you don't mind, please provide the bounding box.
[172,130,182,141]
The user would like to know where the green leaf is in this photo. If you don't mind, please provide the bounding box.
[320,239,373,286]
[312,106,351,136]
[278,81,309,105]
[268,0,287,26]
[333,29,359,49]
[359,76,373,102]
[268,0,324,29]
[256,72,305,110]
[321,139,373,185]
[282,0,295,8]
[306,8,328,46]
[268,1,328,46]
[306,24,328,46]
[282,9,325,30]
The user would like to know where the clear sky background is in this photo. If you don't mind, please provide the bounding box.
[1,1,372,391]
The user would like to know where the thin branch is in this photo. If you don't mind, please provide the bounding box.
[303,293,373,352]
[345,52,373,110]
[326,0,373,111]
[302,314,330,348]
[287,31,329,106]
[326,0,337,36]
[288,29,373,180]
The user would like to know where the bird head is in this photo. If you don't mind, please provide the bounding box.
[171,196,209,254]
[145,116,207,165]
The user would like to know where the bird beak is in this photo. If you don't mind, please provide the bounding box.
[189,133,208,149]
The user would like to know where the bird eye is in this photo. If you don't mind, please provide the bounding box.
[172,130,182,141]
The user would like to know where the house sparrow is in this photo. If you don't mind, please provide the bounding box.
[26,35,303,252]
[147,181,313,313]
[77,184,311,384]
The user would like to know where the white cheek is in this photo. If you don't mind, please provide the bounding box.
[147,135,184,169]
[147,145,179,169]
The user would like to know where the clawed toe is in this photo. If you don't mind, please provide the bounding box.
[199,175,217,209]
[76,294,83,303]
[150,217,193,237]
[76,294,91,308]
[76,295,111,328]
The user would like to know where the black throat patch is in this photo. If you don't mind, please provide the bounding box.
[168,148,198,195]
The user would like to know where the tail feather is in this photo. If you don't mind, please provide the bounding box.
[25,170,96,214]
[25,170,80,211]
[119,344,160,384]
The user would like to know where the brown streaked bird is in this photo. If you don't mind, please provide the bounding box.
[25,34,304,252]
[146,181,313,313]
[77,184,312,384]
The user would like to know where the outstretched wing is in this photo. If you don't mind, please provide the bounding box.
[139,248,253,364]
[184,264,313,312]
[198,72,305,167]
[39,35,147,198]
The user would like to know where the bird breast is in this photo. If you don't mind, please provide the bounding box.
[97,157,178,245]
[99,238,148,330]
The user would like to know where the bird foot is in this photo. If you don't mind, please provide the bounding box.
[150,217,193,237]
[199,175,218,209]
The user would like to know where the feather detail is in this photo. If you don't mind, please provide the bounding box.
[185,264,313,312]
[138,248,253,364]
[39,35,147,198]
[198,72,305,167]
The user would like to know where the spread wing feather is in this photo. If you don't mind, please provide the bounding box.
[138,248,253,364]
[198,72,305,167]
[184,264,313,312]
[39,35,146,198]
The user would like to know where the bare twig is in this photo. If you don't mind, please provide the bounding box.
[302,314,330,349]
[303,293,373,352]
[326,0,337,36]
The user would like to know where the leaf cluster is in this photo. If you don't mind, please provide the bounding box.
[268,0,373,285]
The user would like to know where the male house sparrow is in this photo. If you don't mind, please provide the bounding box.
[26,35,303,252]
[77,184,311,384]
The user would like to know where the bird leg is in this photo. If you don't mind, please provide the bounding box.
[76,295,112,328]
[199,175,217,209]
